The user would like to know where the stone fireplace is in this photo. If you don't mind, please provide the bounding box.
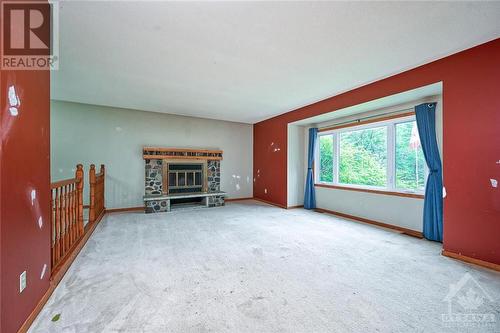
[143,147,225,213]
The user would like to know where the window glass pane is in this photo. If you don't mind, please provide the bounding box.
[395,121,426,190]
[319,135,334,182]
[339,126,387,187]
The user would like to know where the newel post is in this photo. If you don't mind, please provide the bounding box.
[89,164,96,224]
[75,164,84,236]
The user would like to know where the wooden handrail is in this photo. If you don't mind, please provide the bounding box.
[49,163,106,279]
[50,178,78,189]
[50,164,84,271]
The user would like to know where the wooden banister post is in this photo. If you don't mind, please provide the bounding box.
[89,164,96,224]
[100,164,105,210]
[75,164,84,236]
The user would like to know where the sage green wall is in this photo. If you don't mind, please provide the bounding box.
[51,100,253,209]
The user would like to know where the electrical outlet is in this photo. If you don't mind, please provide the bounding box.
[20,271,27,293]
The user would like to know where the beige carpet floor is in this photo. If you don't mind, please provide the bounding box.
[29,200,500,332]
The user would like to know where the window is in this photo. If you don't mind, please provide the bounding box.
[319,135,334,182]
[395,121,426,191]
[316,115,427,194]
[339,126,387,187]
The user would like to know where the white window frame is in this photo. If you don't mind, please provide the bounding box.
[315,115,427,195]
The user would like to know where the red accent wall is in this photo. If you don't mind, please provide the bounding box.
[253,38,500,265]
[1,65,51,331]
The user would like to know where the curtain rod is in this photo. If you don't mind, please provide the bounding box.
[318,106,415,131]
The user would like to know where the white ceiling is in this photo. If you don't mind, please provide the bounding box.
[52,1,500,124]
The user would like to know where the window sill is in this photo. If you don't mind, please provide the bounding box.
[314,183,424,199]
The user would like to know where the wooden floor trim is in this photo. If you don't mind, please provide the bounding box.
[287,205,304,209]
[442,250,500,272]
[225,197,254,202]
[252,197,288,209]
[315,208,423,238]
[106,206,144,213]
[17,277,58,333]
[17,212,106,333]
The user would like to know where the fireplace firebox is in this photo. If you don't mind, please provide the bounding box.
[164,162,206,194]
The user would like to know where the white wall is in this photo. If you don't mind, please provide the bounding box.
[51,101,253,209]
[290,96,443,232]
[315,187,425,231]
[287,124,306,207]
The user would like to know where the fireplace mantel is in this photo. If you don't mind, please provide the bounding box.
[143,147,223,161]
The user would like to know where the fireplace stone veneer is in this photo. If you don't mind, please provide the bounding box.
[143,148,225,213]
[145,159,163,195]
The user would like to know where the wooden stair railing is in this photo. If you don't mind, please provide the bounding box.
[50,164,84,271]
[89,164,105,224]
